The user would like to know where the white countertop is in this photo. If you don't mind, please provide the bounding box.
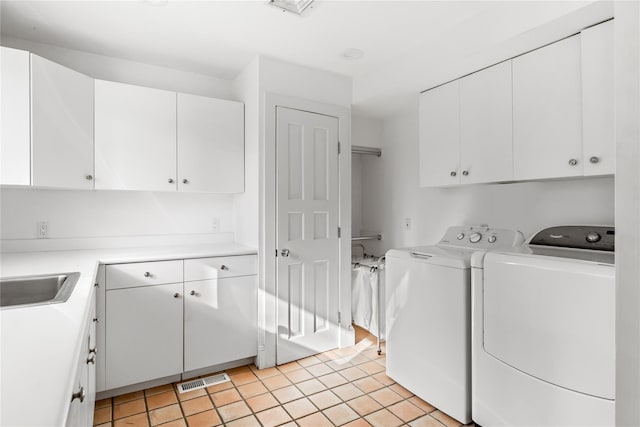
[0,242,257,426]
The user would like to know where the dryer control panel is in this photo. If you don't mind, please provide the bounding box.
[439,225,525,250]
[529,226,615,251]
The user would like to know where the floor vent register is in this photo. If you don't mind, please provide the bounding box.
[176,373,231,394]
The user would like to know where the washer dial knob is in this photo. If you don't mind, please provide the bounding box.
[586,232,602,243]
[469,232,482,243]
[488,235,497,243]
[457,233,465,240]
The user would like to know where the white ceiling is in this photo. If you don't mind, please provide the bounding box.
[1,1,608,117]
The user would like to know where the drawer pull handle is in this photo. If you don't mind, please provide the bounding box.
[144,272,152,278]
[220,265,229,271]
[71,387,85,403]
[87,355,95,365]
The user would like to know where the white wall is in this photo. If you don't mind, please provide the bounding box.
[232,58,260,248]
[352,115,384,149]
[0,188,234,240]
[614,1,640,424]
[0,37,240,249]
[360,108,615,256]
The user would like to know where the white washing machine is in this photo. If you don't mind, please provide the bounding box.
[385,225,525,424]
[471,226,615,426]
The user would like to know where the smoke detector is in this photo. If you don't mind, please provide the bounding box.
[268,0,315,15]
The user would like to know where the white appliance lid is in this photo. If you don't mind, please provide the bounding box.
[386,245,473,269]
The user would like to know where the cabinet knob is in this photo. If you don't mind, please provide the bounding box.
[450,171,457,177]
[568,158,578,166]
[71,387,86,403]
[590,156,600,164]
[144,272,151,278]
[87,355,96,365]
[173,293,180,298]
[92,317,99,323]
[85,174,93,181]
[168,178,175,184]
[89,347,97,355]
[220,265,229,271]
[182,178,189,184]
[190,290,196,296]
[462,170,469,176]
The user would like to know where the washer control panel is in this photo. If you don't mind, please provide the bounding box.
[529,226,614,251]
[439,225,525,250]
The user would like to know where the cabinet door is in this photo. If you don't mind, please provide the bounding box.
[31,55,94,189]
[177,94,244,193]
[459,61,513,184]
[1,47,30,185]
[184,276,257,372]
[105,283,183,389]
[95,80,177,191]
[582,20,614,176]
[513,35,583,180]
[419,81,460,187]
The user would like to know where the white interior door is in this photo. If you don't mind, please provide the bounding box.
[276,106,340,365]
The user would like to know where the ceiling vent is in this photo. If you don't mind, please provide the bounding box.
[268,0,315,15]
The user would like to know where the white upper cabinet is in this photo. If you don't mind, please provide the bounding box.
[419,81,460,187]
[459,61,513,184]
[177,94,244,193]
[513,35,583,180]
[1,47,30,186]
[31,55,94,189]
[95,80,177,192]
[582,20,614,176]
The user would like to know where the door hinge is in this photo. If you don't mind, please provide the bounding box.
[338,227,341,238]
[338,142,341,154]
[338,311,342,324]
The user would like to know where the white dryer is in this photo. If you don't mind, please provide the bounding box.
[385,225,524,424]
[472,226,615,426]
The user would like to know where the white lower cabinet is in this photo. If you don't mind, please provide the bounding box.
[105,282,184,390]
[66,290,97,426]
[100,254,258,391]
[184,276,258,372]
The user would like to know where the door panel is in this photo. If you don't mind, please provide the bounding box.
[582,20,615,176]
[513,35,583,180]
[31,54,94,189]
[177,93,244,193]
[184,276,258,372]
[276,107,340,365]
[95,80,177,191]
[105,283,183,389]
[459,61,513,183]
[419,81,460,187]
[0,47,30,185]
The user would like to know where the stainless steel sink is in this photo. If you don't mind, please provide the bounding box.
[0,272,80,309]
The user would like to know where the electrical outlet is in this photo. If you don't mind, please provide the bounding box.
[212,218,220,233]
[404,217,412,231]
[37,221,49,239]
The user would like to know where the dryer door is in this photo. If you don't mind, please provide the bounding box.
[482,252,614,399]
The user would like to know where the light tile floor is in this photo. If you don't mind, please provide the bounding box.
[93,327,471,427]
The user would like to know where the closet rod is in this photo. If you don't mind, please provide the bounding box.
[352,235,382,241]
[352,145,382,157]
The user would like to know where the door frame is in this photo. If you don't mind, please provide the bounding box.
[258,93,353,368]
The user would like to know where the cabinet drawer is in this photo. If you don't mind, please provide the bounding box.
[106,260,183,290]
[184,255,257,281]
